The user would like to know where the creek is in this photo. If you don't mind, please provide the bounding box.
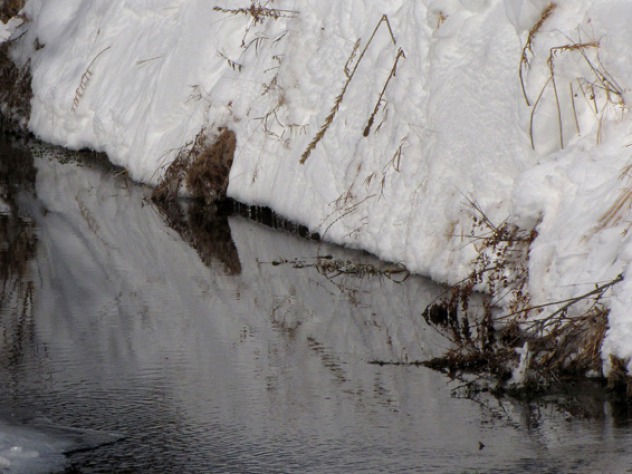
[0,138,631,473]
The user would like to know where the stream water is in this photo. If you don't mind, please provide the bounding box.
[1,138,632,473]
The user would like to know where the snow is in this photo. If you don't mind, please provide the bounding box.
[2,1,632,374]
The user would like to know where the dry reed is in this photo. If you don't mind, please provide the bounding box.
[520,2,557,106]
[72,46,111,112]
[300,14,397,164]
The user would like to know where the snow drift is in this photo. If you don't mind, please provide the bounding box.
[2,0,632,378]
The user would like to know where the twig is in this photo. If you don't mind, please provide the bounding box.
[363,48,406,137]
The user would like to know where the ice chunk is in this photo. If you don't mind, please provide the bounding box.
[0,413,123,474]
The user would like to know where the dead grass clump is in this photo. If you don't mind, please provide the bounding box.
[0,39,32,132]
[527,305,608,377]
[529,39,623,150]
[421,199,626,394]
[520,5,625,151]
[152,127,236,205]
[0,0,25,22]
[460,198,536,322]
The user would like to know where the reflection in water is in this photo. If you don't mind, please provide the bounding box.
[153,199,241,275]
[0,140,631,473]
[0,138,37,374]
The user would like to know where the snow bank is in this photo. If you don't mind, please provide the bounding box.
[3,1,632,375]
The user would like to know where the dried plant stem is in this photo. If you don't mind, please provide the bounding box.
[524,274,622,333]
[213,4,298,23]
[320,193,375,240]
[599,187,632,229]
[363,48,406,137]
[72,46,111,111]
[529,38,620,151]
[547,52,564,149]
[300,14,397,164]
[569,82,580,135]
[520,2,557,106]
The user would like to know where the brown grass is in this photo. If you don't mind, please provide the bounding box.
[0,40,32,132]
[152,128,236,204]
[0,0,25,22]
[72,46,111,112]
[520,2,557,106]
[529,38,624,151]
[420,200,627,393]
[300,14,398,164]
[213,2,298,24]
[363,48,406,137]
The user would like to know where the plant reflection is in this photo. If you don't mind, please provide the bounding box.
[0,137,38,369]
[152,199,242,275]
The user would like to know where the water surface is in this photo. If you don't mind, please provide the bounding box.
[1,139,632,473]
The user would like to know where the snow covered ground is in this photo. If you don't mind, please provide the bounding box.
[2,1,632,375]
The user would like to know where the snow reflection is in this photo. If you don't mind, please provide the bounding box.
[0,140,631,473]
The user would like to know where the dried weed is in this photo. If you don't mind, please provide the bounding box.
[152,128,236,204]
[520,2,557,106]
[213,2,298,24]
[300,14,398,164]
[0,0,25,23]
[422,199,624,394]
[0,12,31,131]
[72,46,111,111]
[525,26,624,151]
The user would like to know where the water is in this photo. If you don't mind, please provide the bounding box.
[1,138,632,473]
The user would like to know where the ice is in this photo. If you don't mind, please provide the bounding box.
[0,413,122,474]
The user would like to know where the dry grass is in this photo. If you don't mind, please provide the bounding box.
[599,188,632,230]
[0,40,31,131]
[300,14,398,164]
[520,2,557,106]
[528,38,624,150]
[213,2,298,24]
[420,200,626,394]
[265,255,409,282]
[0,0,30,130]
[0,0,25,22]
[152,128,236,204]
[521,5,625,152]
[363,48,406,137]
[72,46,111,112]
[218,50,243,72]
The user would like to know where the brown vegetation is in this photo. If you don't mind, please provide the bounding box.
[0,0,25,23]
[213,2,298,24]
[418,200,628,396]
[152,127,236,205]
[0,38,32,132]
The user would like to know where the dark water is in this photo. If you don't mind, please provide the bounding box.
[1,138,632,473]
